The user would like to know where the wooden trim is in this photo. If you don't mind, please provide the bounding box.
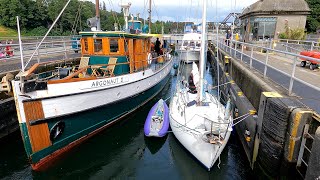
[22,63,40,77]
[129,39,134,73]
[23,101,51,153]
[47,76,97,84]
[87,37,94,55]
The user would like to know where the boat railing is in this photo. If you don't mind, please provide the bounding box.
[149,50,172,71]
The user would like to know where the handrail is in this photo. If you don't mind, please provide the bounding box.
[221,38,320,63]
[213,37,320,113]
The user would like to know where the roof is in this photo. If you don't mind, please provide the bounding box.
[240,0,310,18]
[79,31,161,38]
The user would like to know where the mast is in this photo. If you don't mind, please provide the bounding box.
[95,0,101,31]
[199,0,207,102]
[148,0,151,33]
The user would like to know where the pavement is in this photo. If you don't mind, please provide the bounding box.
[223,46,320,113]
[0,47,80,73]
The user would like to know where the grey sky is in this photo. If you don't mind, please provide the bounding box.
[89,0,258,22]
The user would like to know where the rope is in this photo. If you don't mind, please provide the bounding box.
[217,154,221,169]
[233,113,251,126]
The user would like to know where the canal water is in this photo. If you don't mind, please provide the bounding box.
[0,60,254,179]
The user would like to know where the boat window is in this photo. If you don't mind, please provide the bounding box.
[124,39,128,53]
[196,41,201,47]
[190,41,195,47]
[84,38,88,52]
[94,39,103,53]
[183,41,188,46]
[110,39,119,53]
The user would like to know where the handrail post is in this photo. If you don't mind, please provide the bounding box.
[311,41,314,51]
[64,41,67,59]
[263,42,272,78]
[285,39,288,56]
[250,47,253,69]
[240,44,244,62]
[229,40,232,55]
[289,56,298,95]
[234,41,237,58]
[36,42,40,63]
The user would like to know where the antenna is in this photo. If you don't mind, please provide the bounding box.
[120,2,131,31]
[148,0,151,33]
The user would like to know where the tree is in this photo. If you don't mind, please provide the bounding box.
[306,0,320,32]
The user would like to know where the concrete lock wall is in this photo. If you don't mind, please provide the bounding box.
[209,46,316,178]
[209,49,258,166]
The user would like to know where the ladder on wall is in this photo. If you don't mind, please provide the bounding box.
[296,124,315,178]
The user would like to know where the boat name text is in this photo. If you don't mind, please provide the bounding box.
[91,77,127,88]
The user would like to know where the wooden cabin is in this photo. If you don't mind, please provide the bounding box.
[80,32,152,75]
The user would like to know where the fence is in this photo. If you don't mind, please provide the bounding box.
[212,37,320,113]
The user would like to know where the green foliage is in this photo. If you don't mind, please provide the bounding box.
[306,0,320,32]
[278,33,287,39]
[0,0,176,36]
[0,25,17,36]
[279,20,306,40]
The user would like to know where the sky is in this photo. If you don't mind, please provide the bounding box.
[89,0,258,23]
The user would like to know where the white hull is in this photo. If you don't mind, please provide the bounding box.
[12,60,173,123]
[169,91,232,169]
[177,50,200,63]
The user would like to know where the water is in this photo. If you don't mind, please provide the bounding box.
[0,60,253,179]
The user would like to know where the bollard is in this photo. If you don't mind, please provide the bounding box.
[224,56,230,73]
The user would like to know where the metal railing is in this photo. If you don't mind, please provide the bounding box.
[0,39,80,70]
[212,37,320,113]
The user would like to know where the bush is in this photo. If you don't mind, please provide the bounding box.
[278,33,288,39]
[23,26,48,36]
[279,20,306,40]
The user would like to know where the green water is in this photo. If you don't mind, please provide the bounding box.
[0,62,254,180]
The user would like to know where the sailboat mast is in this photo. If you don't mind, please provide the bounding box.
[148,0,152,33]
[96,0,101,31]
[199,0,207,102]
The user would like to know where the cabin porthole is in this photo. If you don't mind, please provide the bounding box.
[50,121,65,142]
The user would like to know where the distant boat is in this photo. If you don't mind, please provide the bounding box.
[177,24,202,63]
[144,99,169,137]
[11,0,173,170]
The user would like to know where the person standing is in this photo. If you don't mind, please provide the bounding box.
[155,37,161,55]
[225,30,231,46]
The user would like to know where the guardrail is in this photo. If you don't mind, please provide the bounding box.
[211,36,320,113]
[0,39,80,68]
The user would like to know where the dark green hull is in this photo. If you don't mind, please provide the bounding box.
[20,74,170,169]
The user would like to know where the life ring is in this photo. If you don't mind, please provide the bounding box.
[147,53,152,64]
[50,121,65,141]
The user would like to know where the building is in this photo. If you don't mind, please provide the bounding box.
[239,0,310,42]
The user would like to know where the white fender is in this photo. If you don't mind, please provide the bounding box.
[147,53,152,64]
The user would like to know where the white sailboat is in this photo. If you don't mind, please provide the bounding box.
[169,0,233,170]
